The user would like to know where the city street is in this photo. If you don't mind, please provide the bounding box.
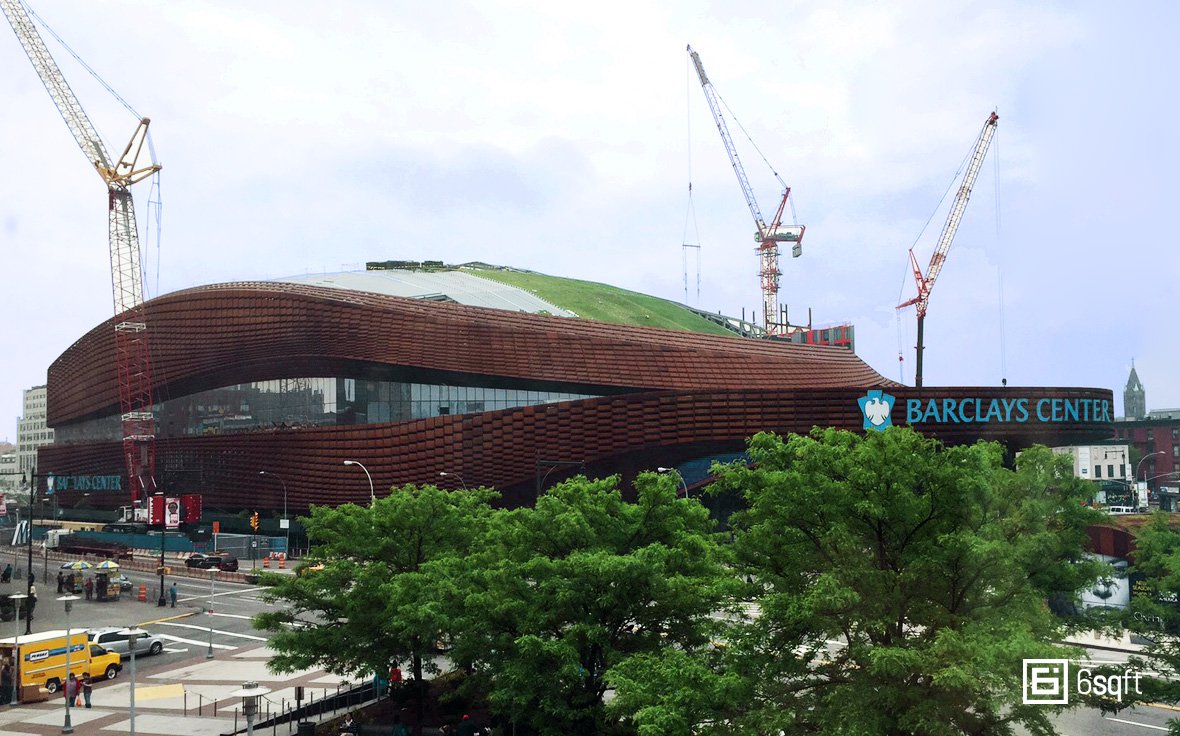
[0,544,376,735]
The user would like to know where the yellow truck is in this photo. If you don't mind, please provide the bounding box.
[0,629,122,700]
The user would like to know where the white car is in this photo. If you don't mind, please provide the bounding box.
[88,627,165,658]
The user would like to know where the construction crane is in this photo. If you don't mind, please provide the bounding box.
[3,0,160,514]
[688,44,804,337]
[898,111,998,387]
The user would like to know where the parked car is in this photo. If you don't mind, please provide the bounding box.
[185,551,239,572]
[87,627,165,658]
[111,573,134,591]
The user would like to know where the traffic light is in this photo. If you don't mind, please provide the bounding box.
[250,512,259,531]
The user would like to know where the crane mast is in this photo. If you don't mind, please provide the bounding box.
[688,45,805,336]
[898,111,998,387]
[3,0,160,508]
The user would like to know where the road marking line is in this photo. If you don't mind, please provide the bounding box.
[155,633,236,650]
[1103,716,1169,731]
[156,621,268,641]
[137,611,199,626]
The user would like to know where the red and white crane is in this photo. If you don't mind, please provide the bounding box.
[3,0,160,512]
[898,111,998,387]
[688,44,805,336]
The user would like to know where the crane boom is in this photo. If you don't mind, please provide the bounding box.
[3,0,160,506]
[898,111,998,387]
[688,44,805,336]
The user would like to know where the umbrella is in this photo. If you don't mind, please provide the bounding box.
[62,560,93,571]
[94,560,120,571]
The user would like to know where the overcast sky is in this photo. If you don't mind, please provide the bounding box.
[2,0,1176,441]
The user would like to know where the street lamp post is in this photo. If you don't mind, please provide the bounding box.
[1137,451,1167,484]
[343,460,374,504]
[23,473,35,635]
[657,467,690,498]
[438,472,469,490]
[258,471,290,556]
[535,459,584,497]
[59,594,80,734]
[207,569,217,659]
[230,681,272,736]
[9,592,26,705]
[118,628,146,736]
[154,492,167,607]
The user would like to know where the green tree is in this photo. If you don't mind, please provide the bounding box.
[449,474,734,735]
[256,484,496,726]
[1109,513,1180,724]
[613,428,1104,736]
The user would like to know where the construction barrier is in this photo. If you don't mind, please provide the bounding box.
[263,556,270,568]
[138,584,147,602]
[278,553,286,569]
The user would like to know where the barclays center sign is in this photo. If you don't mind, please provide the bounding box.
[859,389,1114,433]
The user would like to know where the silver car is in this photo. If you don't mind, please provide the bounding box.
[87,627,165,658]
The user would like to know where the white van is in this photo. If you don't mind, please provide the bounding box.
[1107,506,1135,515]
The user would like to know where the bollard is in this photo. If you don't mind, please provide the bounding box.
[138,584,147,602]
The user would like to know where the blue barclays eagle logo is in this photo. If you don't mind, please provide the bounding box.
[858,390,896,431]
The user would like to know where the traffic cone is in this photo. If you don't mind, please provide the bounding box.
[138,584,147,602]
[278,553,286,569]
[263,555,270,569]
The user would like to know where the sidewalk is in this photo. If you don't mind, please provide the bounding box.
[1064,628,1148,654]
[0,643,371,735]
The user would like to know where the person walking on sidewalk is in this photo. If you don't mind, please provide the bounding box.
[84,576,94,600]
[169,582,178,607]
[65,673,78,707]
[82,673,92,708]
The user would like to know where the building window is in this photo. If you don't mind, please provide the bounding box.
[1095,465,1102,478]
[1120,464,1126,478]
[1108,464,1115,478]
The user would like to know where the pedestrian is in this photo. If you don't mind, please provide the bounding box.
[1,662,12,705]
[457,713,476,736]
[56,570,64,594]
[339,712,357,735]
[82,673,92,708]
[389,663,402,700]
[65,672,78,706]
[84,576,94,601]
[27,584,36,620]
[169,582,178,608]
[2,562,12,582]
[391,713,408,736]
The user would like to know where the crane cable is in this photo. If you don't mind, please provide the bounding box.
[682,53,702,305]
[993,118,1007,386]
[24,0,164,300]
[715,89,801,227]
[894,136,975,382]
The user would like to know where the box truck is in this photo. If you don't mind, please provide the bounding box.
[0,629,122,700]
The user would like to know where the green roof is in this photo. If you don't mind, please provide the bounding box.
[465,266,735,336]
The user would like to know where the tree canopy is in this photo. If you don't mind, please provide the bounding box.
[610,428,1104,736]
[259,427,1105,736]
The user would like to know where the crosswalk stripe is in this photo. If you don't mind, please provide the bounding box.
[155,633,236,650]
[156,621,269,641]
